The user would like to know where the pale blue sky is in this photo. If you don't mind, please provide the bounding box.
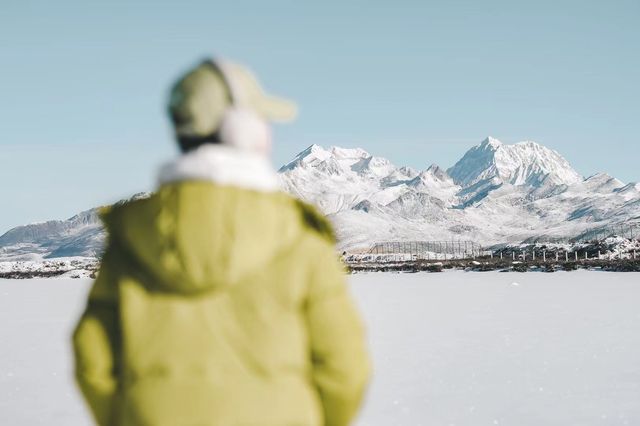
[1,0,638,232]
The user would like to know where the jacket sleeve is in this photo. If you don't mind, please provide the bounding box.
[305,241,372,426]
[72,245,121,426]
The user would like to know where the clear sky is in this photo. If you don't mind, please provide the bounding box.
[1,0,638,232]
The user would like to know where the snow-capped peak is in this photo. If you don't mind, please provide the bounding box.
[328,146,370,160]
[278,144,330,172]
[447,137,583,188]
[481,136,503,148]
[278,144,373,173]
[583,172,624,188]
[424,164,451,182]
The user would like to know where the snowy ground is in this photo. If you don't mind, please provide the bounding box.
[1,271,639,425]
[351,271,640,425]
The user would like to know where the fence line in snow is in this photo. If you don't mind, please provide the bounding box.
[368,240,485,260]
[363,239,639,263]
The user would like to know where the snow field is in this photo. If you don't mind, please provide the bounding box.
[0,278,90,424]
[351,271,640,425]
[1,271,640,425]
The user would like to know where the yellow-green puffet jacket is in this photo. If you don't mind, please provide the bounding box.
[72,175,371,426]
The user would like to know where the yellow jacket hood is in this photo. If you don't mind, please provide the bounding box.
[101,183,333,295]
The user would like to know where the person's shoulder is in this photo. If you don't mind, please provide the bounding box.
[97,192,158,231]
[285,195,336,244]
[262,191,335,241]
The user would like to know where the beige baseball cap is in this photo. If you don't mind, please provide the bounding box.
[168,59,298,138]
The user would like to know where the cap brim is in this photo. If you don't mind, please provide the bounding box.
[255,95,298,123]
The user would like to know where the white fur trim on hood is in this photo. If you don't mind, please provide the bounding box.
[157,144,281,192]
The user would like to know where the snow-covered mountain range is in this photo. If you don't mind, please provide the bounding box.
[0,194,148,262]
[279,137,639,250]
[1,137,639,259]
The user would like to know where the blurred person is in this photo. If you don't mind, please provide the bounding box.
[72,58,371,426]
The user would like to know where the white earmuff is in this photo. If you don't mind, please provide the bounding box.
[206,59,272,154]
[218,107,272,154]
